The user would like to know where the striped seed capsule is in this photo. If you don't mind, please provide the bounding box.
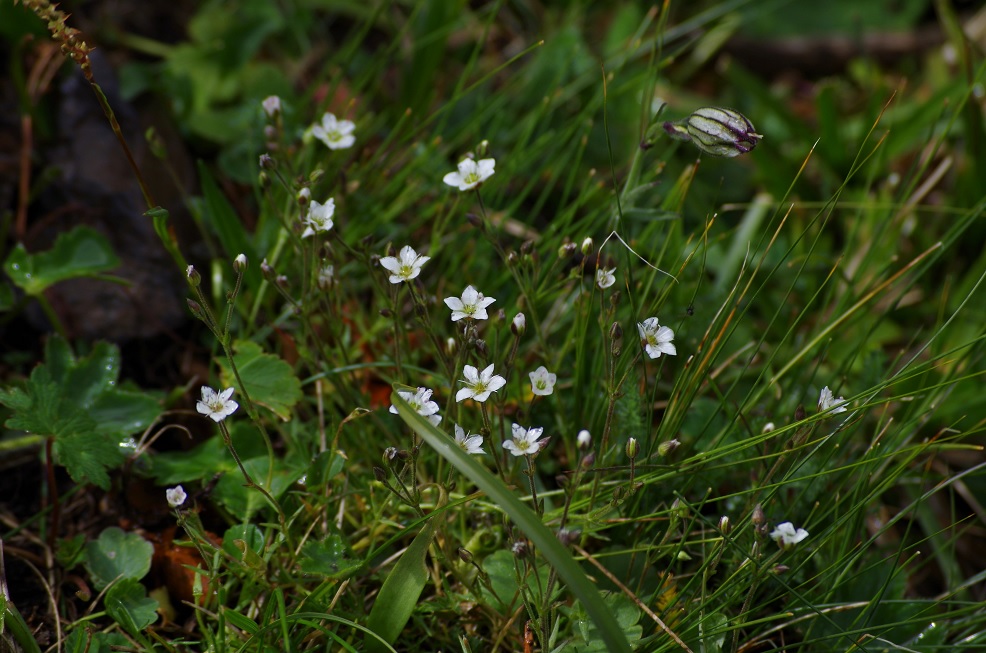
[664,107,762,157]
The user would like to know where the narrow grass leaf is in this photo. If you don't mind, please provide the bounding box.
[391,390,633,653]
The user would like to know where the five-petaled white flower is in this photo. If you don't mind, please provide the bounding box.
[770,522,809,549]
[196,386,239,422]
[818,386,848,415]
[443,157,495,191]
[529,366,556,396]
[380,246,430,284]
[390,387,441,426]
[311,112,355,150]
[166,485,187,508]
[301,199,335,238]
[503,423,546,457]
[596,267,616,290]
[454,424,486,455]
[455,364,506,403]
[637,317,677,359]
[444,285,496,321]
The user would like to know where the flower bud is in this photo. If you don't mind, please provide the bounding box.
[625,437,639,459]
[581,452,595,468]
[458,547,474,564]
[262,95,281,118]
[511,312,526,336]
[186,265,201,287]
[383,447,398,462]
[233,254,248,272]
[446,337,456,356]
[671,497,688,519]
[718,515,731,535]
[762,422,776,433]
[474,339,489,358]
[372,466,387,482]
[577,429,591,449]
[186,299,206,321]
[610,321,623,357]
[259,153,274,169]
[658,438,680,457]
[559,241,577,258]
[663,107,762,157]
[297,187,311,206]
[581,237,594,255]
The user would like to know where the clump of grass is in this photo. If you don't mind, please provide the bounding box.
[4,2,986,653]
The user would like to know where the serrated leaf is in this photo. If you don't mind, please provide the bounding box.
[60,341,120,408]
[84,527,154,591]
[105,578,159,636]
[64,629,129,653]
[149,436,236,484]
[89,389,163,437]
[3,226,120,295]
[54,428,125,490]
[218,340,301,421]
[299,534,361,580]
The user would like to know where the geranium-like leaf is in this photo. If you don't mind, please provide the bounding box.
[3,226,120,295]
[299,534,361,580]
[105,578,159,636]
[219,340,301,421]
[84,527,153,591]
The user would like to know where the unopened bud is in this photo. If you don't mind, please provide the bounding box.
[577,429,591,449]
[610,322,623,357]
[795,404,807,421]
[186,265,201,287]
[559,241,577,258]
[233,254,248,272]
[556,529,579,546]
[671,498,688,519]
[260,258,276,281]
[506,250,518,266]
[762,422,776,433]
[625,437,639,459]
[718,516,731,535]
[511,540,528,558]
[581,452,595,468]
[259,153,274,169]
[383,447,398,462]
[297,187,311,206]
[581,237,594,255]
[373,466,387,482]
[770,564,790,575]
[458,547,474,564]
[476,140,490,157]
[658,439,680,457]
[446,337,456,356]
[664,107,762,157]
[186,299,206,320]
[752,504,767,538]
[474,339,489,358]
[512,313,526,335]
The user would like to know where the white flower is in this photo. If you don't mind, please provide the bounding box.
[637,317,677,359]
[512,312,526,335]
[455,364,506,403]
[262,96,281,118]
[311,112,355,150]
[380,246,430,284]
[443,157,495,191]
[317,264,334,289]
[196,386,239,422]
[444,285,496,321]
[166,485,186,508]
[503,423,546,457]
[770,522,809,549]
[577,429,592,449]
[596,267,616,289]
[301,199,335,238]
[390,387,441,426]
[454,424,485,455]
[529,366,556,396]
[818,386,848,415]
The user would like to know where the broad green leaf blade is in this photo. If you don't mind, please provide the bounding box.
[390,391,633,653]
[365,492,445,653]
[60,340,120,409]
[299,534,362,581]
[84,527,154,591]
[1,593,43,653]
[3,226,120,296]
[105,578,159,636]
[218,340,302,421]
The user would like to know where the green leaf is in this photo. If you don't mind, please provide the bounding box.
[196,161,258,277]
[391,390,633,653]
[1,593,43,653]
[565,593,643,652]
[64,629,129,653]
[84,527,154,591]
[105,578,159,636]
[3,226,120,296]
[365,492,445,653]
[223,523,267,571]
[56,534,88,570]
[299,534,361,580]
[149,435,235,484]
[219,340,302,421]
[213,457,301,520]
